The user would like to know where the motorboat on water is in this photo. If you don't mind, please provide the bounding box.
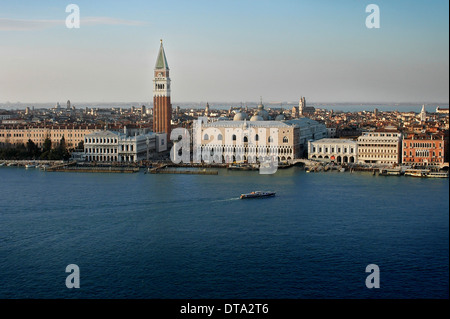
[240,191,276,199]
[426,172,449,178]
[404,169,430,177]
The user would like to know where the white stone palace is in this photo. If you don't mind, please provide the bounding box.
[84,128,166,163]
[194,103,327,163]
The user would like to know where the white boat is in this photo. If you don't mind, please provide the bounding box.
[404,169,430,177]
[240,191,276,199]
[426,172,449,178]
[25,164,36,169]
[0,163,5,167]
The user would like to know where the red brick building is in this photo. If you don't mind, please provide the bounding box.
[402,132,448,167]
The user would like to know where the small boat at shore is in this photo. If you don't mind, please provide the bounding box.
[227,163,258,171]
[240,191,276,199]
[379,168,402,176]
[25,164,36,169]
[425,172,449,178]
[404,169,430,177]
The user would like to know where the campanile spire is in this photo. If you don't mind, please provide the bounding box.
[153,39,172,137]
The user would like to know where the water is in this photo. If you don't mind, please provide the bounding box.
[0,166,448,299]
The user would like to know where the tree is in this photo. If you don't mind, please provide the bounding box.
[77,140,84,151]
[26,139,40,159]
[43,137,52,153]
[55,136,70,160]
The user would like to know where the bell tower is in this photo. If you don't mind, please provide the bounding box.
[153,39,172,137]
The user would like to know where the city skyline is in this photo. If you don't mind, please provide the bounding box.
[0,0,449,104]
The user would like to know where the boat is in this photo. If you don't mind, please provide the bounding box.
[227,163,257,171]
[379,168,401,176]
[404,169,430,177]
[0,163,5,167]
[25,164,36,169]
[426,172,449,178]
[240,191,276,199]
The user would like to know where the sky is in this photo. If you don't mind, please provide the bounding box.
[0,0,448,105]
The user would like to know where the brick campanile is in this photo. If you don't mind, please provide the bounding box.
[153,39,172,137]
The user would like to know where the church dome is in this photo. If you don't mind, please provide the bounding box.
[257,109,269,120]
[275,114,285,121]
[250,114,264,121]
[233,112,248,121]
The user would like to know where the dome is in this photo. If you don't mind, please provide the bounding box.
[275,114,285,121]
[233,112,248,121]
[250,114,264,121]
[257,109,269,120]
[257,103,264,111]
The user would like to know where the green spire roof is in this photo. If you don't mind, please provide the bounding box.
[155,39,169,70]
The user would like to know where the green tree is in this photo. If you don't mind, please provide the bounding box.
[43,137,52,153]
[26,139,40,159]
[77,140,84,151]
[59,136,70,160]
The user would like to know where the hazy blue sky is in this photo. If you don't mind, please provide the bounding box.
[0,0,448,104]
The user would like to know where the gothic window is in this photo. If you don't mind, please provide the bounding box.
[204,134,209,140]
[232,134,236,141]
[283,136,288,143]
[218,134,223,141]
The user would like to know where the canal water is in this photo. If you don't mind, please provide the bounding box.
[0,166,448,298]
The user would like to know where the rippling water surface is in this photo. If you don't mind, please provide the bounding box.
[0,166,448,298]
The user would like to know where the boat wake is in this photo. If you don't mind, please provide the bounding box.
[211,197,240,203]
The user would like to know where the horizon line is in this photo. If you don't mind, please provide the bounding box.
[1,101,449,105]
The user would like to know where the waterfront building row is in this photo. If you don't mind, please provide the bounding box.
[308,129,448,167]
[0,125,102,149]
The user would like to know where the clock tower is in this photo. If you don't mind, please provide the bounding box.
[153,39,172,137]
